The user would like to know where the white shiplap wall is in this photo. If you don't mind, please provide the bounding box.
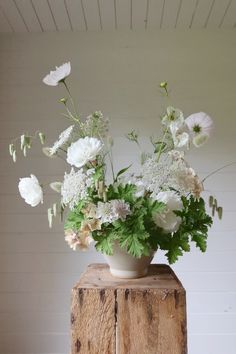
[0,30,236,354]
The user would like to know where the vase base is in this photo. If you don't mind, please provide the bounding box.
[109,267,148,279]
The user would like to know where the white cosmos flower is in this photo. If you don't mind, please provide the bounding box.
[43,62,71,86]
[153,191,183,233]
[50,125,74,155]
[162,106,184,127]
[18,175,43,207]
[67,137,103,168]
[185,112,213,147]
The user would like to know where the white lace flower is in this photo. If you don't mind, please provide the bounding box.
[153,191,183,233]
[50,125,74,155]
[81,111,110,139]
[43,62,71,86]
[162,106,184,127]
[18,175,43,207]
[185,112,213,147]
[140,157,171,198]
[67,137,103,168]
[65,229,93,251]
[61,168,94,209]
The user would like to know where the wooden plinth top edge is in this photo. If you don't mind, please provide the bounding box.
[72,263,185,291]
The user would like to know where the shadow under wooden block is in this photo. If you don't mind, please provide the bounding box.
[71,263,187,354]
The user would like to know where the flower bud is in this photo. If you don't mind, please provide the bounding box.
[38,132,46,145]
[50,182,62,193]
[9,143,14,156]
[53,203,57,217]
[59,98,68,105]
[48,208,53,228]
[160,81,167,88]
[12,150,17,162]
[23,146,27,157]
[20,135,25,150]
[217,206,223,220]
[42,147,53,157]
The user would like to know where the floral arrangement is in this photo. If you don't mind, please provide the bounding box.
[9,62,222,264]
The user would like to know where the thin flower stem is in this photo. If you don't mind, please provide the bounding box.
[62,80,80,119]
[202,162,236,183]
[156,126,168,162]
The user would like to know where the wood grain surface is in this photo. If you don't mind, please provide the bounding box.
[71,264,187,354]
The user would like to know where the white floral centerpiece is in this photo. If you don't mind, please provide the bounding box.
[9,64,222,278]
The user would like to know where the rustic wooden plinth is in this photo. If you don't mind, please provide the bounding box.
[71,263,187,354]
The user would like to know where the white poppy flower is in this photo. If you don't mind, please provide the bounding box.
[18,175,43,207]
[67,137,103,168]
[162,106,184,127]
[153,191,183,233]
[185,112,213,147]
[43,62,71,86]
[170,121,190,149]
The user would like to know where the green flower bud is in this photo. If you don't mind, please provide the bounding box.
[50,182,62,193]
[53,203,57,217]
[9,143,14,156]
[20,135,25,150]
[38,132,46,145]
[59,98,68,105]
[209,195,214,207]
[24,136,31,148]
[42,147,53,157]
[217,207,223,220]
[48,208,53,228]
[12,150,17,163]
[160,81,167,88]
[23,146,27,157]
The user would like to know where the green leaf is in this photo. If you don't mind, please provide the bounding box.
[115,164,132,182]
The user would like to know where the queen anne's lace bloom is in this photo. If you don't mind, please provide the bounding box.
[81,111,110,139]
[141,157,171,198]
[50,125,74,155]
[61,168,94,209]
[43,62,71,86]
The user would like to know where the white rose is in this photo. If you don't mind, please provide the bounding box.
[18,175,43,207]
[67,137,103,168]
[153,191,183,233]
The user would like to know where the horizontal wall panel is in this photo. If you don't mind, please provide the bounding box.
[0,333,69,353]
[0,312,69,333]
[0,231,235,253]
[0,292,69,313]
[189,334,236,354]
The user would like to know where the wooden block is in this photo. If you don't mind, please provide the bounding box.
[71,264,187,354]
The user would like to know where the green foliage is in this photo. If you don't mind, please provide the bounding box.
[115,165,132,182]
[63,180,213,264]
[64,200,86,231]
[163,196,213,263]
